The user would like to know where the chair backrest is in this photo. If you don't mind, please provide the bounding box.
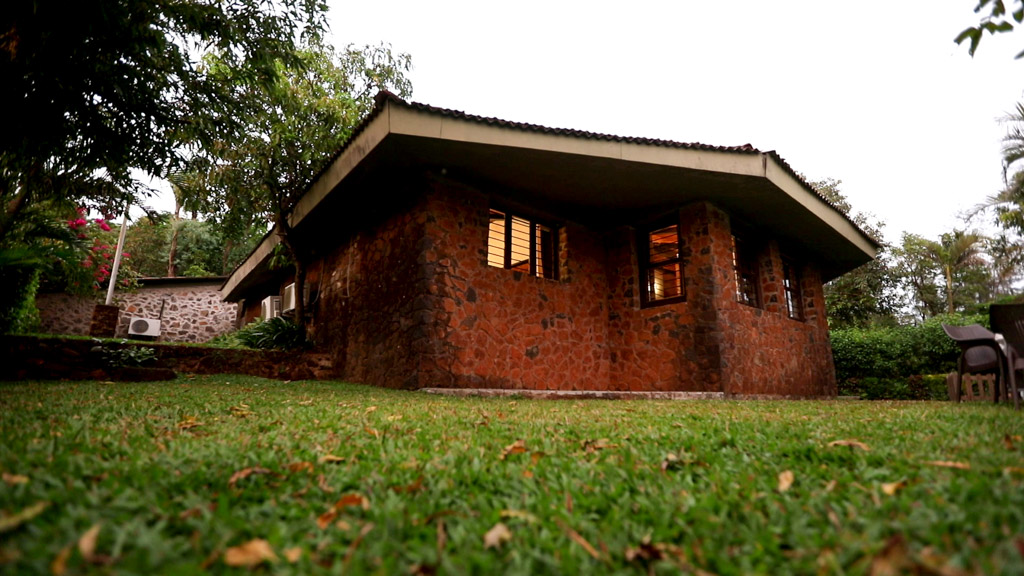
[990,304,1024,356]
[941,323,995,344]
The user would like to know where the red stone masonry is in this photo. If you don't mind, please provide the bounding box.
[299,176,837,395]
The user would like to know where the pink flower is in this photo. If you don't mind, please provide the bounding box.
[96,219,112,232]
[121,253,130,259]
[76,207,87,216]
[77,233,87,239]
[75,218,87,227]
[82,260,93,268]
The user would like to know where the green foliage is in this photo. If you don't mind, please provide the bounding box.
[831,314,987,381]
[233,317,308,350]
[90,341,158,368]
[956,0,1024,58]
[0,265,41,334]
[840,375,949,401]
[811,178,901,328]
[1,0,327,248]
[2,378,1024,574]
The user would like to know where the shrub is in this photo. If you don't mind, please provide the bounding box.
[0,265,42,334]
[233,317,308,350]
[831,314,985,400]
[831,313,985,381]
[90,340,157,368]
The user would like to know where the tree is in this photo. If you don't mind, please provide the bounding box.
[180,39,412,330]
[923,230,989,314]
[956,0,1024,58]
[811,178,900,328]
[894,233,946,321]
[0,0,327,248]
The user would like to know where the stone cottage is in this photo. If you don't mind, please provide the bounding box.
[221,92,877,395]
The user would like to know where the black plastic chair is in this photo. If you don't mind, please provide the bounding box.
[941,324,1006,404]
[988,305,1024,410]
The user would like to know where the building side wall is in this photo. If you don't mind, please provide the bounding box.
[311,194,435,389]
[709,210,837,396]
[421,179,613,390]
[295,178,837,395]
[604,203,724,392]
[37,283,237,343]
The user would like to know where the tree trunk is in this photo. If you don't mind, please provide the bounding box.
[945,265,955,315]
[275,215,307,332]
[222,239,235,275]
[167,202,181,277]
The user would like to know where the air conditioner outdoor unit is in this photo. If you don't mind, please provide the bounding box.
[282,283,297,314]
[128,317,161,337]
[261,296,281,320]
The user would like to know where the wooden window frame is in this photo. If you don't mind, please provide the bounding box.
[639,216,686,307]
[732,233,761,308]
[782,257,804,320]
[487,208,559,280]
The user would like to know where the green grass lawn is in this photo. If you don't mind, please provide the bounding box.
[1,376,1023,575]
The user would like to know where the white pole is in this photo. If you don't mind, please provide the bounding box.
[104,201,131,306]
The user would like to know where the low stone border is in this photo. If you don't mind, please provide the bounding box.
[1,335,334,382]
[421,388,834,400]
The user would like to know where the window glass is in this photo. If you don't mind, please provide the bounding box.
[732,234,760,307]
[642,222,684,304]
[783,258,803,320]
[487,208,558,280]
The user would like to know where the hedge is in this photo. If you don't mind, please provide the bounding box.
[830,314,986,400]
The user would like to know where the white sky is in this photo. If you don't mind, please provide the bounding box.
[319,0,1024,245]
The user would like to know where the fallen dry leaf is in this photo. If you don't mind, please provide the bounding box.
[288,461,314,473]
[365,405,378,413]
[391,476,424,494]
[881,480,907,496]
[778,470,795,493]
[176,416,203,430]
[317,473,335,493]
[78,524,101,562]
[925,461,971,470]
[500,509,539,524]
[318,454,345,464]
[556,518,600,559]
[1004,466,1024,476]
[50,545,71,576]
[229,404,254,418]
[228,467,273,488]
[283,547,302,563]
[343,523,375,566]
[500,439,528,460]
[583,438,619,453]
[0,500,49,534]
[223,538,277,567]
[869,534,910,576]
[317,510,338,530]
[828,439,870,451]
[2,472,29,485]
[335,493,371,511]
[483,522,512,549]
[364,426,381,439]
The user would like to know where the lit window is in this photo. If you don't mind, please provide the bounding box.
[640,221,684,305]
[732,234,760,307]
[487,209,558,279]
[782,258,803,320]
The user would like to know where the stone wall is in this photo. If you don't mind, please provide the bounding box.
[299,176,837,395]
[1,335,331,382]
[36,279,237,343]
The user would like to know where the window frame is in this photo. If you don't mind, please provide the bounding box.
[487,207,559,280]
[782,257,804,321]
[732,233,761,308]
[638,215,686,307]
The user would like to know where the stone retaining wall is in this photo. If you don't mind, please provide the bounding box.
[36,278,237,343]
[1,335,333,382]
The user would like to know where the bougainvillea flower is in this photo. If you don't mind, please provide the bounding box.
[96,219,112,232]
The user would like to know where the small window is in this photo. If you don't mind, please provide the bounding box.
[640,221,684,305]
[782,258,803,320]
[487,208,558,279]
[732,234,760,307]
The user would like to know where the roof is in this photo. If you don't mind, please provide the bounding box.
[222,92,878,301]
